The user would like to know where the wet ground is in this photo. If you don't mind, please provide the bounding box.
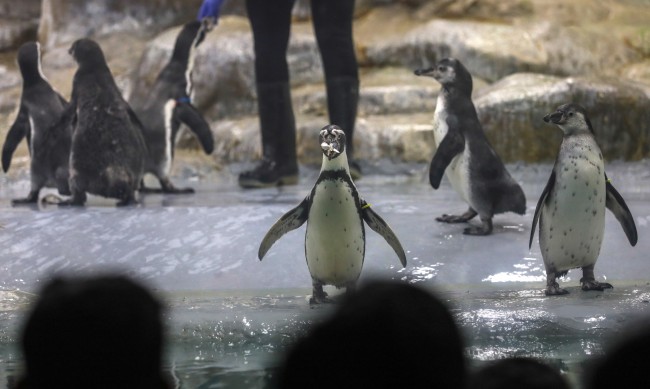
[0,160,649,388]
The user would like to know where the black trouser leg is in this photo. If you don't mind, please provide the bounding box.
[238,81,298,188]
[325,77,359,159]
[312,0,360,172]
[240,0,299,188]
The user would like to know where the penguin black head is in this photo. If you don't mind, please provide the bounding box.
[414,58,473,95]
[172,21,207,63]
[543,103,594,134]
[16,42,42,84]
[68,38,108,69]
[319,124,346,160]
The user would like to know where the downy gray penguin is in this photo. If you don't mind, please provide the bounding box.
[415,58,526,235]
[531,103,637,296]
[258,124,407,304]
[132,20,214,193]
[57,38,147,206]
[2,42,71,204]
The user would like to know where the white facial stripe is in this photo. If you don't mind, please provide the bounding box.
[163,100,175,174]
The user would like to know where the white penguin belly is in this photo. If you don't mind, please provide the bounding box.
[305,178,364,288]
[540,151,606,273]
[432,98,471,205]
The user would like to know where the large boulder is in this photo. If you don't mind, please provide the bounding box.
[475,73,650,162]
[363,19,548,82]
[38,0,205,49]
[0,0,40,50]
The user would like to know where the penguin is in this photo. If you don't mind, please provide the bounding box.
[132,20,214,194]
[414,58,526,235]
[530,103,637,296]
[57,38,147,206]
[258,124,407,304]
[2,42,72,204]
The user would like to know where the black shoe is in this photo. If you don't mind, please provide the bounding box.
[238,158,298,188]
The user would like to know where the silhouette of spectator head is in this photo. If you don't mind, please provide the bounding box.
[15,275,170,389]
[467,357,569,389]
[584,321,650,389]
[276,279,466,389]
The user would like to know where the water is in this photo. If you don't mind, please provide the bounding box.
[1,160,649,388]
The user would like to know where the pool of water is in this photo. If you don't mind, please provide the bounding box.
[1,160,649,388]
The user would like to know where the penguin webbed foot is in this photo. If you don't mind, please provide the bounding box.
[57,199,85,207]
[436,208,478,224]
[309,293,335,306]
[140,184,195,195]
[463,217,493,236]
[580,278,613,291]
[11,196,39,206]
[310,283,335,306]
[545,284,569,296]
[116,196,139,207]
[543,278,569,296]
[545,274,569,296]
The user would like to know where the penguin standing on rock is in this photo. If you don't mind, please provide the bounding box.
[132,20,214,194]
[258,124,407,305]
[2,42,71,204]
[58,38,147,206]
[415,58,526,235]
[531,103,637,296]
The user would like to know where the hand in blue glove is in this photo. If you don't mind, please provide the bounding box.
[197,0,224,22]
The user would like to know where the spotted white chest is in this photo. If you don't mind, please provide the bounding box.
[432,94,472,204]
[305,177,365,288]
[540,135,606,273]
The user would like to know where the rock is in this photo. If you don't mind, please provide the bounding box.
[364,19,548,82]
[38,0,205,49]
[475,73,650,162]
[0,0,40,50]
[526,22,641,78]
[624,60,650,87]
[294,83,437,117]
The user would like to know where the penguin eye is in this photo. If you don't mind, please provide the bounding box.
[438,66,445,72]
[568,112,574,117]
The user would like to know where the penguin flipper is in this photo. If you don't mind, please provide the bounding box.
[258,197,311,260]
[360,199,407,267]
[530,170,555,249]
[174,103,214,154]
[2,106,29,172]
[605,176,637,246]
[429,131,464,189]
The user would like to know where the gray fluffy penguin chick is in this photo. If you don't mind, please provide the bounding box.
[415,58,526,235]
[57,38,147,206]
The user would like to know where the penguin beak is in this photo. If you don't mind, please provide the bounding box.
[544,111,564,124]
[321,140,341,160]
[414,67,434,77]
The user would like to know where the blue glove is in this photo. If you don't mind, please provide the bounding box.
[197,0,224,22]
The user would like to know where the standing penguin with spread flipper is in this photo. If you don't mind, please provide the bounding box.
[531,103,637,296]
[2,42,72,204]
[258,124,406,305]
[414,58,526,235]
[132,21,214,194]
[58,39,147,206]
